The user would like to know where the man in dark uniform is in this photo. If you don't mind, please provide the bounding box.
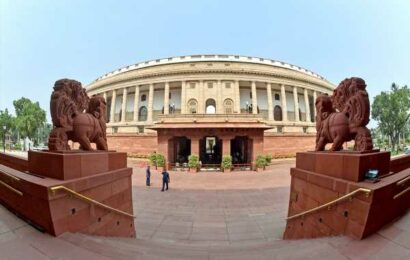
[146,165,151,186]
[161,168,170,192]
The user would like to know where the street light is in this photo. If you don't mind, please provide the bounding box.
[2,125,6,153]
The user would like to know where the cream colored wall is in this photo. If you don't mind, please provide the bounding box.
[87,59,335,134]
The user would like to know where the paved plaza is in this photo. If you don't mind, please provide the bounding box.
[129,159,293,245]
[0,159,409,259]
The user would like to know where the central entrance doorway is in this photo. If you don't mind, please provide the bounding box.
[231,136,252,170]
[171,137,191,164]
[200,136,222,169]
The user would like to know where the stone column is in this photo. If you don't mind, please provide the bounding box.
[164,82,170,115]
[190,137,200,156]
[251,131,264,170]
[251,81,257,114]
[222,137,232,156]
[109,89,116,123]
[267,83,273,121]
[133,85,140,121]
[181,81,186,114]
[313,91,317,121]
[293,86,300,122]
[198,80,204,114]
[147,84,154,122]
[121,88,127,122]
[102,92,108,121]
[280,84,288,121]
[157,131,170,164]
[217,80,223,114]
[235,80,240,113]
[304,88,311,122]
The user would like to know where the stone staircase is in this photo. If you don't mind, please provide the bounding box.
[1,202,409,260]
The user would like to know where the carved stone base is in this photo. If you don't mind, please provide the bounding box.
[0,151,135,237]
[28,150,127,180]
[295,150,390,182]
[283,152,410,240]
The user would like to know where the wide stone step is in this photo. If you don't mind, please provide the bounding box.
[60,232,347,259]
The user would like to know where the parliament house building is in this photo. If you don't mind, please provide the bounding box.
[86,55,335,168]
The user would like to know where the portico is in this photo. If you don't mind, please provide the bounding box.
[149,116,270,169]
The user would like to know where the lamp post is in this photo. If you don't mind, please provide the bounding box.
[2,125,6,153]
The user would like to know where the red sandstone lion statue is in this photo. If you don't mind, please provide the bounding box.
[315,77,373,152]
[48,79,108,151]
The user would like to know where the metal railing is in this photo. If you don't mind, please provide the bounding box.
[397,175,410,186]
[0,170,20,182]
[49,186,135,218]
[394,175,410,199]
[286,188,372,221]
[0,180,23,196]
[394,186,410,200]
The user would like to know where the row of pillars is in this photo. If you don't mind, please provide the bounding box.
[102,81,321,124]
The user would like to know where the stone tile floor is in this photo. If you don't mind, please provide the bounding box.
[0,159,409,259]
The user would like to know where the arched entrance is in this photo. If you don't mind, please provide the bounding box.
[138,106,147,121]
[205,99,216,114]
[274,105,282,121]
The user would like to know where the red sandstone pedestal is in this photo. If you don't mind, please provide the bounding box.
[0,150,135,238]
[283,151,410,240]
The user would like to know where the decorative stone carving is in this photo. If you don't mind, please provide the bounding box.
[48,79,108,151]
[315,77,373,151]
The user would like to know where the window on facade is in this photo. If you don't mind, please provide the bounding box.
[207,82,213,88]
[141,94,146,102]
[274,105,283,121]
[138,106,148,121]
[250,92,252,98]
[188,99,198,114]
[190,83,196,89]
[169,92,171,99]
[205,99,216,114]
[223,99,234,114]
[275,93,280,101]
[225,83,231,89]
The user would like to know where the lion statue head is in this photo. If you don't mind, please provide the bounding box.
[315,94,335,123]
[50,79,90,128]
[87,95,107,121]
[332,77,366,112]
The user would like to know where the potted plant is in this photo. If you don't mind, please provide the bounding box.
[188,154,199,173]
[255,155,267,172]
[265,154,273,165]
[221,155,232,173]
[155,153,166,172]
[149,152,157,169]
[264,154,273,170]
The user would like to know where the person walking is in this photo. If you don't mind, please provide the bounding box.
[146,165,151,186]
[161,168,170,192]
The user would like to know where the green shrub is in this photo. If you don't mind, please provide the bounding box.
[127,153,149,159]
[188,154,199,168]
[155,153,166,167]
[265,154,273,164]
[256,155,267,168]
[149,153,157,166]
[272,153,296,159]
[221,155,232,169]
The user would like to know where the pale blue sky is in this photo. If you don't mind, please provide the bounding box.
[1,0,409,126]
